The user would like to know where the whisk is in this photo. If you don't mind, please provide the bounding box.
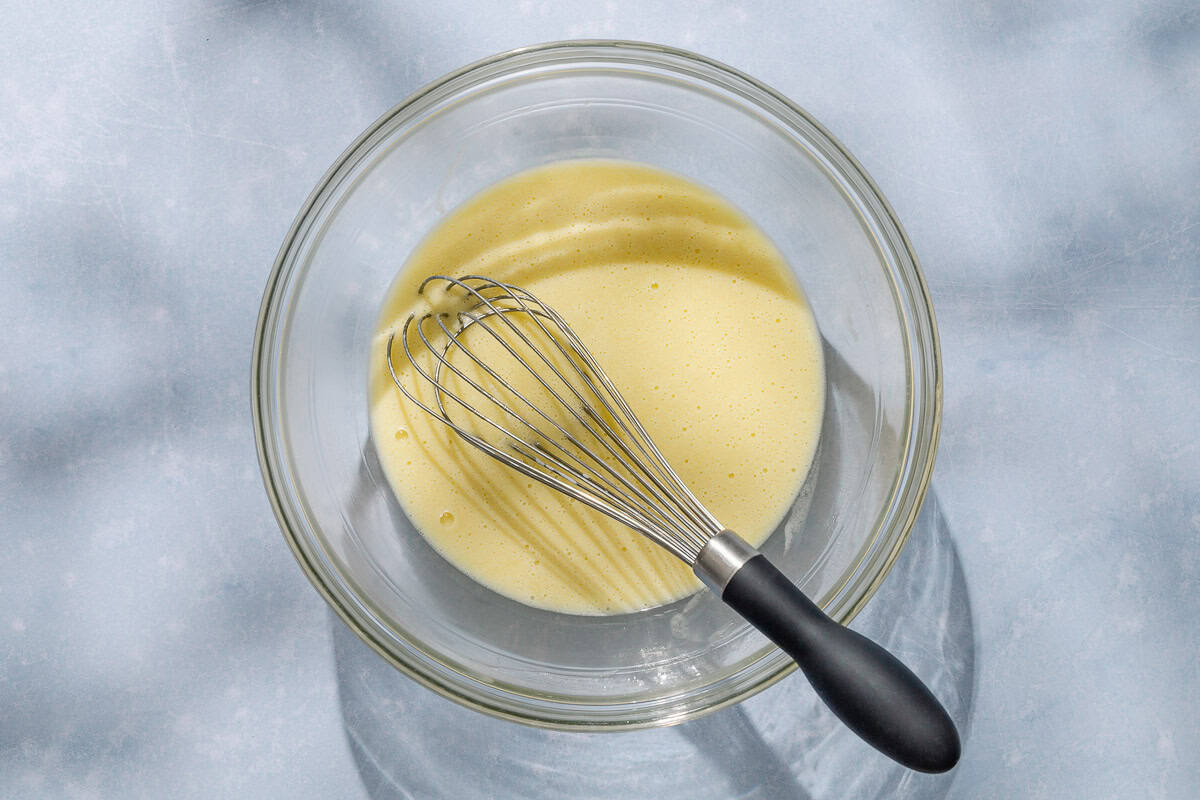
[385,274,959,773]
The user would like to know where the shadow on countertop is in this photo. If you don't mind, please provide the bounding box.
[331,490,975,800]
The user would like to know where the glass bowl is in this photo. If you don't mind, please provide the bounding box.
[252,40,940,729]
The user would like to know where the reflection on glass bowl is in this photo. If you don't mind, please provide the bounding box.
[333,492,974,800]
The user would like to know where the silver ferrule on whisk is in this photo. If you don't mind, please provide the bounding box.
[693,530,760,594]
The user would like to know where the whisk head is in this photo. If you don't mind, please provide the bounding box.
[385,274,723,563]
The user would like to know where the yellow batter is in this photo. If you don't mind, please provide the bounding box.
[369,160,824,614]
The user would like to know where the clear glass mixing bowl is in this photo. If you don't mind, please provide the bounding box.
[252,41,941,729]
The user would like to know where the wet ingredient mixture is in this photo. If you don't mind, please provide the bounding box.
[370,160,824,614]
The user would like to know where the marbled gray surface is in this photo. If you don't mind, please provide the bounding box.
[2,1,1197,798]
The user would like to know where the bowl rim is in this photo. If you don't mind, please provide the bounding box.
[251,38,942,730]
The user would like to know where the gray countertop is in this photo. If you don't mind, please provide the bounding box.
[2,2,1197,797]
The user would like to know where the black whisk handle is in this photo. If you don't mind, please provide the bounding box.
[717,552,960,773]
[715,554,960,772]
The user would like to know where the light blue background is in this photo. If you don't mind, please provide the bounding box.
[2,2,1197,797]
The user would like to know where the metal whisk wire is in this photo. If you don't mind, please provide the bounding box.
[385,274,721,562]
